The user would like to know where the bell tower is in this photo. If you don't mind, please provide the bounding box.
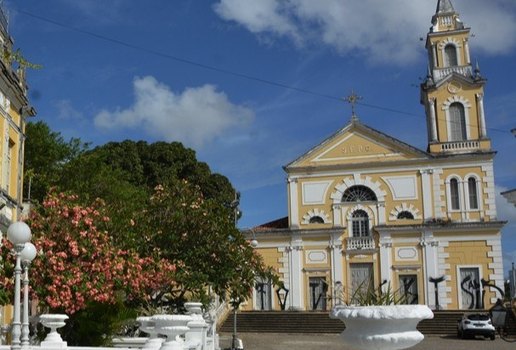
[421,0,491,154]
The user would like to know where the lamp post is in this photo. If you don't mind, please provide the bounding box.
[7,222,32,350]
[20,242,37,349]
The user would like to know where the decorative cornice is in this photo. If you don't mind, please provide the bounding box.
[391,265,421,271]
[285,152,496,176]
[375,220,506,233]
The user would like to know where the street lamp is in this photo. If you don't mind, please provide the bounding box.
[7,222,32,350]
[249,230,258,248]
[20,242,37,349]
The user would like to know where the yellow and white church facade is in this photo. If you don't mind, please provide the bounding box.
[245,0,506,312]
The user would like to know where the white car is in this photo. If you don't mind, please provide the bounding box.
[457,313,496,340]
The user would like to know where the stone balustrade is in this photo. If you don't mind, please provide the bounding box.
[346,236,375,250]
[440,140,480,152]
[433,65,472,81]
[7,305,220,350]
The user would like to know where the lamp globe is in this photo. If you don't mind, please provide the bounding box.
[7,222,32,245]
[20,242,37,263]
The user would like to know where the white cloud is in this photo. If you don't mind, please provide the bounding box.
[56,0,125,24]
[213,0,516,65]
[214,0,301,43]
[55,99,84,121]
[94,76,254,148]
[497,185,516,223]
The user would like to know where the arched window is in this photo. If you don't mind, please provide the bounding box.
[449,102,467,141]
[351,210,369,237]
[397,211,415,220]
[468,177,479,210]
[450,178,460,210]
[444,44,458,67]
[309,216,325,224]
[342,186,377,202]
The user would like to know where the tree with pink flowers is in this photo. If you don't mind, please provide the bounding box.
[0,191,178,345]
[27,191,177,315]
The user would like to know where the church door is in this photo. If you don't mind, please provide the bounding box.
[309,277,328,311]
[459,267,482,309]
[350,263,373,303]
[255,279,272,310]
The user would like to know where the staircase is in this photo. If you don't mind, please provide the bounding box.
[219,310,465,336]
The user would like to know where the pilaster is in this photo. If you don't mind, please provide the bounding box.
[330,232,344,304]
[419,169,434,220]
[288,177,300,228]
[428,98,438,142]
[289,237,304,310]
[476,93,487,139]
[421,230,439,308]
[379,236,392,288]
[332,204,342,227]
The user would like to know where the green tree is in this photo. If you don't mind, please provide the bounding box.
[24,121,88,203]
[134,180,277,308]
[22,122,277,321]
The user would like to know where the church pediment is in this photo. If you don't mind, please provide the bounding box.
[286,121,429,169]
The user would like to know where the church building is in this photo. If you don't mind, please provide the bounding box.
[245,0,506,312]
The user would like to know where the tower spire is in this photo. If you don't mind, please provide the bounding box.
[431,0,463,32]
[436,0,455,14]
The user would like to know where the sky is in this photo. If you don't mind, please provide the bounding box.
[3,0,516,272]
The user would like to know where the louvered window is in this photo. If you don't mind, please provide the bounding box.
[449,103,467,141]
[450,178,460,210]
[468,177,479,210]
[351,210,369,237]
[444,44,458,67]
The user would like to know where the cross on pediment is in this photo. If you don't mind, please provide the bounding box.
[344,90,363,121]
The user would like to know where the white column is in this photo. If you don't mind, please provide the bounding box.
[476,93,487,138]
[420,169,434,220]
[330,232,344,304]
[432,44,438,69]
[332,204,342,227]
[428,98,438,142]
[379,235,392,289]
[464,39,471,64]
[290,238,304,310]
[421,231,439,308]
[377,202,386,225]
[11,246,23,350]
[459,180,467,222]
[288,178,300,228]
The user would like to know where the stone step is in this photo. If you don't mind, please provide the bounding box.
[219,310,468,336]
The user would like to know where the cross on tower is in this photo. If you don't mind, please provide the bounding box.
[344,90,363,121]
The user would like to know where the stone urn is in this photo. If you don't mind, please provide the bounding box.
[138,316,164,349]
[39,314,69,348]
[184,302,203,317]
[330,305,433,350]
[184,302,208,350]
[152,315,192,350]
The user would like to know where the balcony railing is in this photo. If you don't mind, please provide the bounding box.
[346,236,375,251]
[440,140,480,152]
[433,65,472,81]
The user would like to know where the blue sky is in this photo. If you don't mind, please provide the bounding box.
[4,1,516,271]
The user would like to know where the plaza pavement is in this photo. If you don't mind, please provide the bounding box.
[219,332,516,350]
